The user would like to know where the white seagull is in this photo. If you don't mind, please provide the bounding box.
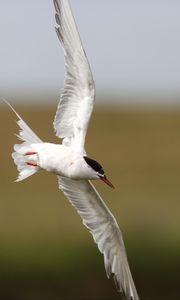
[3,0,139,299]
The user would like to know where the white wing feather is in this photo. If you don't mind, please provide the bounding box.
[58,176,139,300]
[53,0,95,150]
[53,2,139,298]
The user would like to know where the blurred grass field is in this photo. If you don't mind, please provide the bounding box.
[0,104,180,299]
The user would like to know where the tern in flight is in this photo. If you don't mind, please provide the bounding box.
[3,0,139,299]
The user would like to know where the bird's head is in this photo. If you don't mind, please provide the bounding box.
[84,156,114,188]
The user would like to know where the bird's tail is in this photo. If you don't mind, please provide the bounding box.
[2,98,43,182]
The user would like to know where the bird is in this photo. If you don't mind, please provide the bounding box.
[2,0,139,299]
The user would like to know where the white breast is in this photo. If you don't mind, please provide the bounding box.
[35,142,96,180]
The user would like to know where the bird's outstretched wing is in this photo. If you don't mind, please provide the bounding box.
[58,176,139,300]
[53,0,95,151]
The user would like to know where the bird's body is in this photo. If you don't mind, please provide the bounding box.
[3,0,139,299]
[15,142,99,180]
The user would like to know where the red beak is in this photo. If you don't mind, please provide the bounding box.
[100,175,114,189]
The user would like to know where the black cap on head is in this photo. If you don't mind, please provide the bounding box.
[84,156,104,175]
[84,156,114,188]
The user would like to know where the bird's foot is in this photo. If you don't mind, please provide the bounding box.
[25,152,37,156]
[25,151,38,167]
[26,162,38,167]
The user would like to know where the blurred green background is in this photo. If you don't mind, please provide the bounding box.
[0,103,180,299]
[1,1,180,299]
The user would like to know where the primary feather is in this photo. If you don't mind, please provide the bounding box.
[58,177,139,300]
[53,0,95,151]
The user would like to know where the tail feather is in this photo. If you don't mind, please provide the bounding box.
[2,98,42,144]
[12,151,39,182]
[2,98,42,181]
[12,144,40,182]
[16,118,42,144]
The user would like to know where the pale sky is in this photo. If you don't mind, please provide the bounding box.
[0,0,180,104]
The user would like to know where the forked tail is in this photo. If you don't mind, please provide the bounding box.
[2,98,43,181]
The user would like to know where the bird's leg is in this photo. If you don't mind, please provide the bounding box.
[25,151,38,167]
[25,152,37,156]
[26,162,38,167]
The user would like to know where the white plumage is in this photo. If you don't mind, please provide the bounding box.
[53,0,95,152]
[58,177,139,299]
[3,1,139,299]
